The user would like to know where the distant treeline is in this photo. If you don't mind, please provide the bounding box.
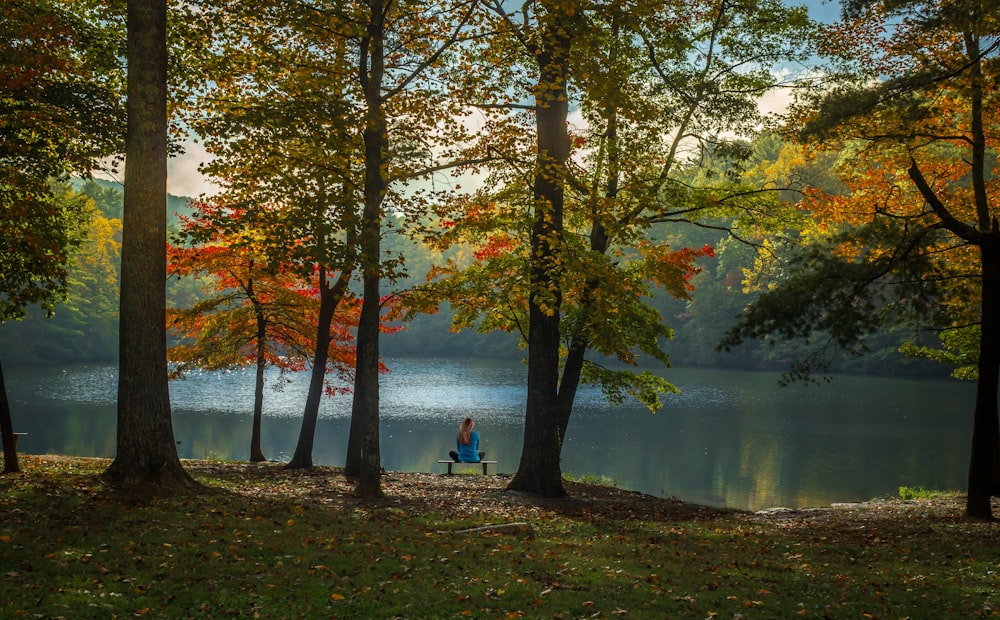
[0,179,948,378]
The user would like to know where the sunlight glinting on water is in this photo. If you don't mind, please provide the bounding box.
[7,359,976,511]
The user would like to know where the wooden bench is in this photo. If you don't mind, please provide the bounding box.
[10,432,27,449]
[438,460,497,475]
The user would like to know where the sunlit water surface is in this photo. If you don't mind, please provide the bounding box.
[5,358,975,511]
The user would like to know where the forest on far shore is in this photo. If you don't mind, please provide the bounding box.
[0,177,946,379]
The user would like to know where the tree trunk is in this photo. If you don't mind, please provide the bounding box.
[993,438,1000,497]
[101,0,197,491]
[962,32,998,519]
[556,342,585,445]
[507,16,572,498]
[0,359,21,474]
[348,128,385,496]
[351,270,383,497]
[250,311,267,462]
[344,401,362,480]
[346,0,387,498]
[287,270,340,469]
[967,236,1000,519]
[556,68,619,448]
[556,232,610,444]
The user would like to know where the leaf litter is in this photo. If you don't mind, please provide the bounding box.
[3,455,1000,618]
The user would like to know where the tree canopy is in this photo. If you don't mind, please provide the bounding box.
[167,198,361,461]
[1,0,123,322]
[412,0,816,496]
[5,0,992,513]
[1,0,125,474]
[721,0,1000,517]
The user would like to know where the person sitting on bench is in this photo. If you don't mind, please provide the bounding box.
[449,417,485,463]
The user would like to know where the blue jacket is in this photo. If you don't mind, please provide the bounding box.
[456,430,480,462]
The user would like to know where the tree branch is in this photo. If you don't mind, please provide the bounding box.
[383,0,479,100]
[907,157,982,243]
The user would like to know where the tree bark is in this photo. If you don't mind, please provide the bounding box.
[967,236,1000,519]
[346,0,387,498]
[507,14,572,498]
[344,399,362,480]
[287,269,349,469]
[961,31,998,519]
[250,308,267,462]
[101,0,197,491]
[557,51,619,448]
[0,359,21,474]
[351,268,383,496]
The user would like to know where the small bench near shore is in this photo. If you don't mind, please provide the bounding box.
[438,460,497,475]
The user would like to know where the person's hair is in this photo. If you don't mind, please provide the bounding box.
[458,417,475,445]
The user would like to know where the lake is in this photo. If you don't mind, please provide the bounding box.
[3,358,976,511]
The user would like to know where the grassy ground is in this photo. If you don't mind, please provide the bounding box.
[2,455,999,619]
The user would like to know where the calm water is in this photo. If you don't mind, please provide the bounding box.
[4,358,976,511]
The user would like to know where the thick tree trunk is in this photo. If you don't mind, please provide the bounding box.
[993,439,1000,497]
[348,123,384,495]
[513,277,566,497]
[967,237,1000,519]
[250,312,267,462]
[507,17,572,498]
[346,0,386,497]
[0,359,21,474]
[351,271,383,497]
[962,34,998,519]
[101,0,196,491]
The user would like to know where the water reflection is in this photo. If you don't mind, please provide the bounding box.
[4,360,975,511]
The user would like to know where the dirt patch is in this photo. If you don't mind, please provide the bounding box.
[177,459,733,525]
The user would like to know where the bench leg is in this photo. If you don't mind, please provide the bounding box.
[482,462,488,475]
[447,462,453,475]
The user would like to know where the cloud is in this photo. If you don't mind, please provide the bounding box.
[168,141,220,198]
[757,84,796,118]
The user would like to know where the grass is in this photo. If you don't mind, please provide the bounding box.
[2,455,999,619]
[562,471,618,488]
[898,485,950,501]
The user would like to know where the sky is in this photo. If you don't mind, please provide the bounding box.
[167,139,218,198]
[163,0,844,199]
[807,0,842,23]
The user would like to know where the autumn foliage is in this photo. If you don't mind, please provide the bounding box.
[1,0,124,474]
[167,199,360,395]
[723,0,1000,517]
